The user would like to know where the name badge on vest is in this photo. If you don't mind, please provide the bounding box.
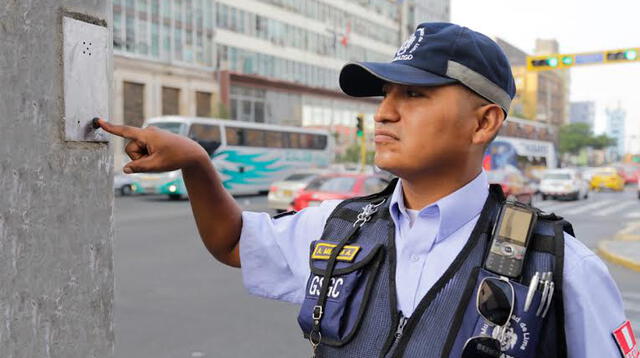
[298,239,384,346]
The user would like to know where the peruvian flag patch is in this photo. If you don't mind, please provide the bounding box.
[613,320,639,358]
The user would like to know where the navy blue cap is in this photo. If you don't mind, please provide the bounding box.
[339,22,516,114]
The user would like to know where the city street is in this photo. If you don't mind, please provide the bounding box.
[114,188,640,357]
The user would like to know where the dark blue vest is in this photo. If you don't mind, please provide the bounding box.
[298,180,570,358]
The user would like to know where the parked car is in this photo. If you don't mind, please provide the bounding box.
[612,164,639,184]
[113,174,140,196]
[590,167,625,191]
[486,170,535,204]
[267,171,325,212]
[291,173,390,211]
[539,169,589,201]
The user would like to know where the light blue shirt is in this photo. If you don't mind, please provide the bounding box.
[239,171,627,357]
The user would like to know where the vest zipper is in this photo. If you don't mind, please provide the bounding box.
[385,315,408,356]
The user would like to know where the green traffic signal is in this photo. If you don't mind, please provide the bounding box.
[625,49,638,60]
[562,56,573,65]
[547,57,559,67]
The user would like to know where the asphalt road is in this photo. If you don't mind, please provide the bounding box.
[114,188,640,357]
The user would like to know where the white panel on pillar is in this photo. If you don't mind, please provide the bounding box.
[63,16,109,142]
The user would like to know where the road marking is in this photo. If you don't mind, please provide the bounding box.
[623,292,640,301]
[595,201,637,216]
[624,301,640,314]
[626,211,640,219]
[535,201,586,214]
[562,199,616,215]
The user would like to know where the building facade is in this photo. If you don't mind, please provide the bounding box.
[111,0,451,168]
[496,38,569,130]
[606,105,626,157]
[569,101,596,128]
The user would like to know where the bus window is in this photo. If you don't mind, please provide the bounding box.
[149,122,184,135]
[189,123,221,142]
[286,133,301,148]
[226,127,245,146]
[265,130,284,148]
[313,134,327,150]
[245,129,265,147]
[189,123,221,155]
[300,134,313,149]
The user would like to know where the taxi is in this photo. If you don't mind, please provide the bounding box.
[590,167,625,191]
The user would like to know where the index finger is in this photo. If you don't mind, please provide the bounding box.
[97,118,144,140]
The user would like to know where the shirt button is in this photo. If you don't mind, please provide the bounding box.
[410,255,420,262]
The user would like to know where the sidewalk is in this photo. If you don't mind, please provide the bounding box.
[598,221,640,272]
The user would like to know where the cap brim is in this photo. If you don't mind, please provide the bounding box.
[339,62,458,97]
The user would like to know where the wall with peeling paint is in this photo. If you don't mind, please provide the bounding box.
[0,1,114,357]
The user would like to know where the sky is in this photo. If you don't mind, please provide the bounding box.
[451,0,640,152]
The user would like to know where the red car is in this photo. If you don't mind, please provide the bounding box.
[616,165,640,184]
[291,173,391,211]
[487,170,535,204]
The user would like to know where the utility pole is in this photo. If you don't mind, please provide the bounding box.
[1,2,114,356]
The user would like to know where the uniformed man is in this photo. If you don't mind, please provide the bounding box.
[98,22,635,357]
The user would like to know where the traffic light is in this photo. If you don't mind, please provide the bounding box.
[605,48,638,62]
[356,114,364,138]
[527,47,639,71]
[527,55,561,71]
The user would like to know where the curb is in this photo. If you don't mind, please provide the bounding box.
[598,241,640,272]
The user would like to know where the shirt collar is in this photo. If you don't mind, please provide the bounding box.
[388,170,489,243]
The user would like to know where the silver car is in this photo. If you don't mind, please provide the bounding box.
[267,172,324,212]
[540,168,589,201]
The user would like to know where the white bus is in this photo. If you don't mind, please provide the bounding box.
[131,116,334,199]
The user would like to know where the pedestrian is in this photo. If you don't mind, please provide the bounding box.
[98,22,634,358]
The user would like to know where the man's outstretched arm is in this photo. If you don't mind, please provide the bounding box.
[97,119,241,267]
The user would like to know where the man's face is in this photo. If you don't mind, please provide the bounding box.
[373,83,479,178]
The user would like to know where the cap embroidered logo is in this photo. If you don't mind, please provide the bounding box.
[393,28,425,62]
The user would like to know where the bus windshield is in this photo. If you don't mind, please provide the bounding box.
[148,122,184,135]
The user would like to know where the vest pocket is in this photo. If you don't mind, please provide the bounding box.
[297,240,384,346]
[446,268,546,358]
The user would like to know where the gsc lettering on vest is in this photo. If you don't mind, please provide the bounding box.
[308,276,344,299]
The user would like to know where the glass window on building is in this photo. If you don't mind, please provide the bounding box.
[174,0,183,23]
[151,0,159,15]
[186,0,193,26]
[113,11,123,49]
[151,22,160,57]
[254,102,265,123]
[240,100,252,122]
[220,3,229,29]
[162,87,180,115]
[185,29,194,62]
[230,98,238,120]
[196,91,212,117]
[162,22,171,61]
[137,17,149,55]
[161,0,171,18]
[123,81,145,128]
[174,27,183,61]
[125,10,135,51]
[204,0,212,29]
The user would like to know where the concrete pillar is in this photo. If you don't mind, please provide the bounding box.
[0,1,114,357]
